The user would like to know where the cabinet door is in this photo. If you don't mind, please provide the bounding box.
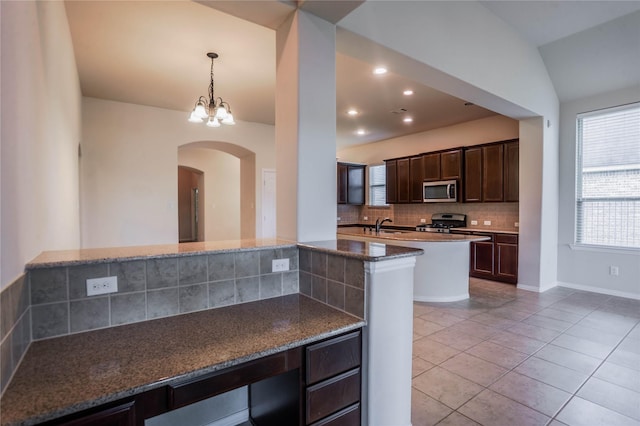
[422,153,441,182]
[347,166,365,205]
[337,163,348,204]
[504,141,519,202]
[385,160,397,204]
[440,149,462,180]
[482,144,504,202]
[470,239,494,278]
[409,156,424,203]
[495,235,518,284]
[464,147,483,202]
[397,158,410,203]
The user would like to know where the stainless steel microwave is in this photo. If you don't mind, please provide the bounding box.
[423,180,457,202]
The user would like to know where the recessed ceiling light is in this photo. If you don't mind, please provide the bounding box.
[403,117,413,123]
[403,90,414,96]
[347,109,358,116]
[356,129,366,135]
[373,67,387,75]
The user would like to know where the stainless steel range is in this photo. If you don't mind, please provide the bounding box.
[416,213,467,233]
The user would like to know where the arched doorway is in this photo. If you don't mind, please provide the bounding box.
[178,141,257,241]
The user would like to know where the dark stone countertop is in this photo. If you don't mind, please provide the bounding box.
[298,238,423,261]
[0,294,364,426]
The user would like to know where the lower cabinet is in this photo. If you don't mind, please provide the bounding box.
[44,331,362,426]
[464,232,518,284]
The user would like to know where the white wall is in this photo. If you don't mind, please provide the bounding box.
[0,1,82,289]
[557,86,640,298]
[337,1,560,291]
[80,97,274,249]
[337,115,518,164]
[178,147,241,242]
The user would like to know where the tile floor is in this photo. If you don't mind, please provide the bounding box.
[411,278,640,426]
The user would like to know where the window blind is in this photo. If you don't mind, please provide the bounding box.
[369,164,387,206]
[576,102,640,249]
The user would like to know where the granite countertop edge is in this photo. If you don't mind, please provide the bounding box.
[14,321,365,426]
[339,223,519,235]
[25,240,298,270]
[298,239,424,261]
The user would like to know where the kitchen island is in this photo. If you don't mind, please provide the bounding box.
[338,226,489,302]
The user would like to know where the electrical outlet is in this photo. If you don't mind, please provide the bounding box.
[470,220,478,226]
[86,276,118,296]
[363,216,368,221]
[483,220,492,226]
[337,217,341,221]
[420,218,426,223]
[272,259,290,272]
[609,266,619,276]
[515,222,519,228]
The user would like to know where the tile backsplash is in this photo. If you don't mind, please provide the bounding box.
[29,247,300,341]
[0,274,30,395]
[339,203,519,231]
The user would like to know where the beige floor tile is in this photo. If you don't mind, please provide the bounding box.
[414,303,436,316]
[428,328,485,351]
[556,396,640,426]
[440,353,508,387]
[490,305,534,321]
[515,356,589,393]
[594,361,640,393]
[458,389,551,426]
[464,340,529,369]
[436,412,480,426]
[412,366,484,410]
[419,311,467,327]
[536,307,586,323]
[468,312,519,329]
[411,388,452,426]
[490,371,572,417]
[565,323,625,346]
[552,333,615,359]
[413,338,460,365]
[608,344,640,372]
[489,330,547,355]
[508,322,562,342]
[534,344,601,375]
[577,377,640,420]
[414,317,446,337]
[447,319,500,340]
[523,314,575,332]
[412,356,435,378]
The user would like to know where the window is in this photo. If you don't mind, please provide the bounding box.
[369,164,387,206]
[576,102,640,249]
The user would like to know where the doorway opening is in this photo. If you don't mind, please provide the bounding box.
[178,166,204,243]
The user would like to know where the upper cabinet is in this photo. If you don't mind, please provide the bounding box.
[337,162,365,205]
[464,139,519,203]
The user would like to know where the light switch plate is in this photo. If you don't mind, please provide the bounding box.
[272,259,290,272]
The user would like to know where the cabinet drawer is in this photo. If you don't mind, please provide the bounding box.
[495,234,518,244]
[306,331,361,385]
[309,403,360,426]
[306,368,361,424]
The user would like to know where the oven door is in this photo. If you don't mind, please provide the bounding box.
[423,180,457,202]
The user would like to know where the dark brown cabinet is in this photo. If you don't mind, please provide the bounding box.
[55,401,136,426]
[385,160,397,204]
[504,141,519,202]
[337,163,365,205]
[464,232,518,284]
[396,158,410,203]
[409,156,424,202]
[464,140,518,203]
[440,149,463,180]
[422,152,441,181]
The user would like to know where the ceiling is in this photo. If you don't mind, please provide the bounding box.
[64,1,640,150]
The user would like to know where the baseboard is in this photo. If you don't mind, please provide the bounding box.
[414,293,469,302]
[557,281,640,300]
[205,409,249,426]
[517,281,558,293]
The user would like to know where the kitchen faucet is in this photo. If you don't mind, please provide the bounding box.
[375,217,393,233]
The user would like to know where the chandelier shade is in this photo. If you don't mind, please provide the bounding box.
[189,52,235,126]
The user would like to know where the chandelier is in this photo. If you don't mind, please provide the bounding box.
[188,52,235,127]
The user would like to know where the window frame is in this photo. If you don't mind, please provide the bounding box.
[574,102,640,251]
[368,163,389,207]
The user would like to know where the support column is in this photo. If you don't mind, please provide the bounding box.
[275,11,337,242]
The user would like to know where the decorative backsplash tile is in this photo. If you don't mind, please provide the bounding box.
[26,247,300,342]
[299,248,364,319]
[0,274,30,395]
